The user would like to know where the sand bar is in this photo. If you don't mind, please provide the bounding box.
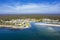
[35,23,60,27]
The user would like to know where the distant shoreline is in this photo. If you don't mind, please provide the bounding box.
[0,14,60,17]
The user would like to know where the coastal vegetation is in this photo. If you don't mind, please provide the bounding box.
[0,14,60,24]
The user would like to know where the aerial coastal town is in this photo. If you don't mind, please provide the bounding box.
[0,15,60,29]
[0,18,40,29]
[0,18,60,29]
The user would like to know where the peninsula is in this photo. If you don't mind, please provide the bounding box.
[0,18,40,29]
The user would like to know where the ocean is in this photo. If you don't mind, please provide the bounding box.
[0,22,60,40]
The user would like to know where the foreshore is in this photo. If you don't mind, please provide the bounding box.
[35,23,60,27]
[0,25,30,29]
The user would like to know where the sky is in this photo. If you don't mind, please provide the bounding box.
[0,0,60,14]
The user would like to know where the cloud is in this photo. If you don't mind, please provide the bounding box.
[0,2,60,14]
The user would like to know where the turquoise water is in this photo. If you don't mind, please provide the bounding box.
[0,23,60,40]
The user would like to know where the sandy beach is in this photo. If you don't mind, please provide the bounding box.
[35,23,60,27]
[0,25,30,29]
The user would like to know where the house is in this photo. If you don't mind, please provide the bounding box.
[42,18,59,24]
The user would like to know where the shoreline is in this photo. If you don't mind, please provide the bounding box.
[35,23,60,27]
[0,25,30,29]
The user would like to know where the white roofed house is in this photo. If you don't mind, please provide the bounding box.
[4,19,21,25]
[42,18,52,23]
[13,19,31,29]
[42,18,59,24]
[3,19,31,29]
